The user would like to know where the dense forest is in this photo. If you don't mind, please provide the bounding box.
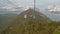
[0,9,60,34]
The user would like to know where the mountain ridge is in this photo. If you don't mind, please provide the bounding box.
[1,8,55,34]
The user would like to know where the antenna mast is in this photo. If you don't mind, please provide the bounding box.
[34,0,36,11]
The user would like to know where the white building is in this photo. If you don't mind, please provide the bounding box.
[24,15,27,18]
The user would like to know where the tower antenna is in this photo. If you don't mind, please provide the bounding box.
[34,0,36,11]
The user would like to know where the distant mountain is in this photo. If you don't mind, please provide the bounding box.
[0,6,25,14]
[0,8,54,34]
[0,11,20,14]
[0,14,17,32]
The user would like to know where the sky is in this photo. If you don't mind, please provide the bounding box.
[0,0,60,9]
[0,0,60,20]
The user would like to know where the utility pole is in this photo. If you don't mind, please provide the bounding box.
[34,0,36,11]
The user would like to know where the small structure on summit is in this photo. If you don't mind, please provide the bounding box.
[24,14,36,19]
[24,14,27,19]
[33,16,35,19]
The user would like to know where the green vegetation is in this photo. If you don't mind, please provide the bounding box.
[0,9,60,34]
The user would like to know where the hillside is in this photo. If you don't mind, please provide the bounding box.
[1,8,59,34]
[0,14,17,32]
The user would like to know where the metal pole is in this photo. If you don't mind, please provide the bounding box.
[34,0,36,11]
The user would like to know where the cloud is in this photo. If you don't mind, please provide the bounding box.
[9,0,34,8]
[0,0,60,10]
[0,0,34,11]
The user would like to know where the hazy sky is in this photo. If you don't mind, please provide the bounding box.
[0,0,60,9]
[0,0,60,20]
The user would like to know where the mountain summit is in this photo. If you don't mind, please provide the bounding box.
[18,8,50,22]
[1,8,52,34]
